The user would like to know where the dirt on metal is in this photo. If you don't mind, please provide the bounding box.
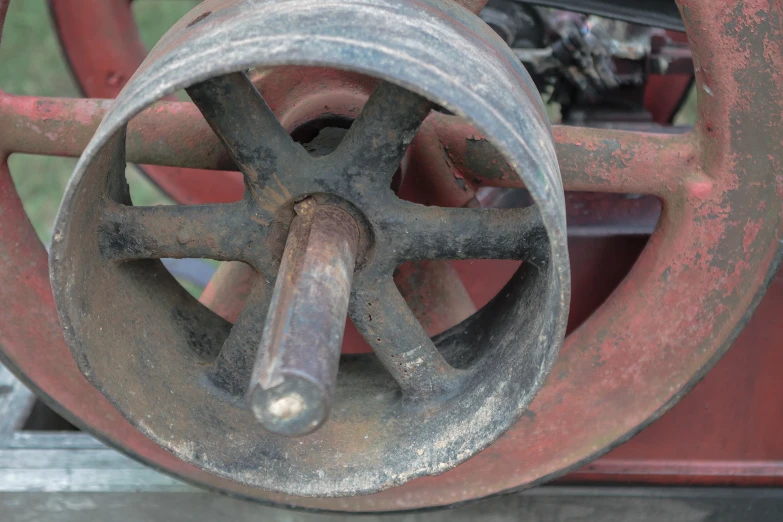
[0,0,780,513]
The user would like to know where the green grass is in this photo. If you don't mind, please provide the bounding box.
[674,86,698,126]
[0,0,197,242]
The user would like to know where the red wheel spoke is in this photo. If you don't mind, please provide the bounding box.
[349,277,461,397]
[0,94,233,169]
[199,261,256,323]
[428,113,699,199]
[4,94,697,202]
[98,201,259,263]
[682,1,780,186]
[553,126,698,197]
[394,260,477,337]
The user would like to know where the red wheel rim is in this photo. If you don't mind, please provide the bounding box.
[50,0,244,204]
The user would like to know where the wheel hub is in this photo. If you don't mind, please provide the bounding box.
[48,0,569,497]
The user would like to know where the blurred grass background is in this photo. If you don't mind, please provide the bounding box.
[0,0,197,242]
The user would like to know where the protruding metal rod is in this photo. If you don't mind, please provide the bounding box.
[248,198,359,436]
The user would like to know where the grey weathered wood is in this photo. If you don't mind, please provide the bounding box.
[0,469,193,493]
[0,449,149,469]
[0,365,35,438]
[1,488,782,522]
[9,433,107,450]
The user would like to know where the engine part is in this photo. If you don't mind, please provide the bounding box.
[474,3,694,120]
[526,0,682,31]
[480,0,546,47]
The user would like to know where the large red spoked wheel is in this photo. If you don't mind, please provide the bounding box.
[0,0,781,512]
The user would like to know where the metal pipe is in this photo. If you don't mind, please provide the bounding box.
[248,198,359,436]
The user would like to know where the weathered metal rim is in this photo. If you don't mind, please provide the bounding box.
[47,0,570,498]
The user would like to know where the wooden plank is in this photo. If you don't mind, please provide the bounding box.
[0,469,194,492]
[0,365,35,438]
[1,488,783,521]
[9,432,107,450]
[0,449,148,469]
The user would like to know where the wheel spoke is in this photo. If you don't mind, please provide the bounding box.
[98,201,260,263]
[208,278,273,396]
[350,278,460,397]
[1,94,699,202]
[553,126,698,198]
[394,260,476,337]
[199,261,256,323]
[0,94,235,169]
[428,112,698,199]
[390,202,547,264]
[330,81,431,185]
[186,72,306,193]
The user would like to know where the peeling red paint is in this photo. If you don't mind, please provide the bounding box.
[0,0,781,512]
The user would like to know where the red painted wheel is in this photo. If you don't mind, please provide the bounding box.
[0,0,781,512]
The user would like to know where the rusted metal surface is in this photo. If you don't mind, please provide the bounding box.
[394,260,477,336]
[0,0,779,513]
[48,0,381,205]
[0,90,672,236]
[49,0,143,99]
[427,111,698,196]
[47,0,568,497]
[250,199,360,436]
[2,89,693,197]
[0,94,241,200]
[564,266,783,487]
[200,262,255,322]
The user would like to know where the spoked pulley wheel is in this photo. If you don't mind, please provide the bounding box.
[0,0,781,512]
[49,0,569,496]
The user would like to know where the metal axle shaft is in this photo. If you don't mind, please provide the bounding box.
[248,198,359,436]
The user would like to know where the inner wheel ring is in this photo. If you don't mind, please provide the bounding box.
[0,0,781,513]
